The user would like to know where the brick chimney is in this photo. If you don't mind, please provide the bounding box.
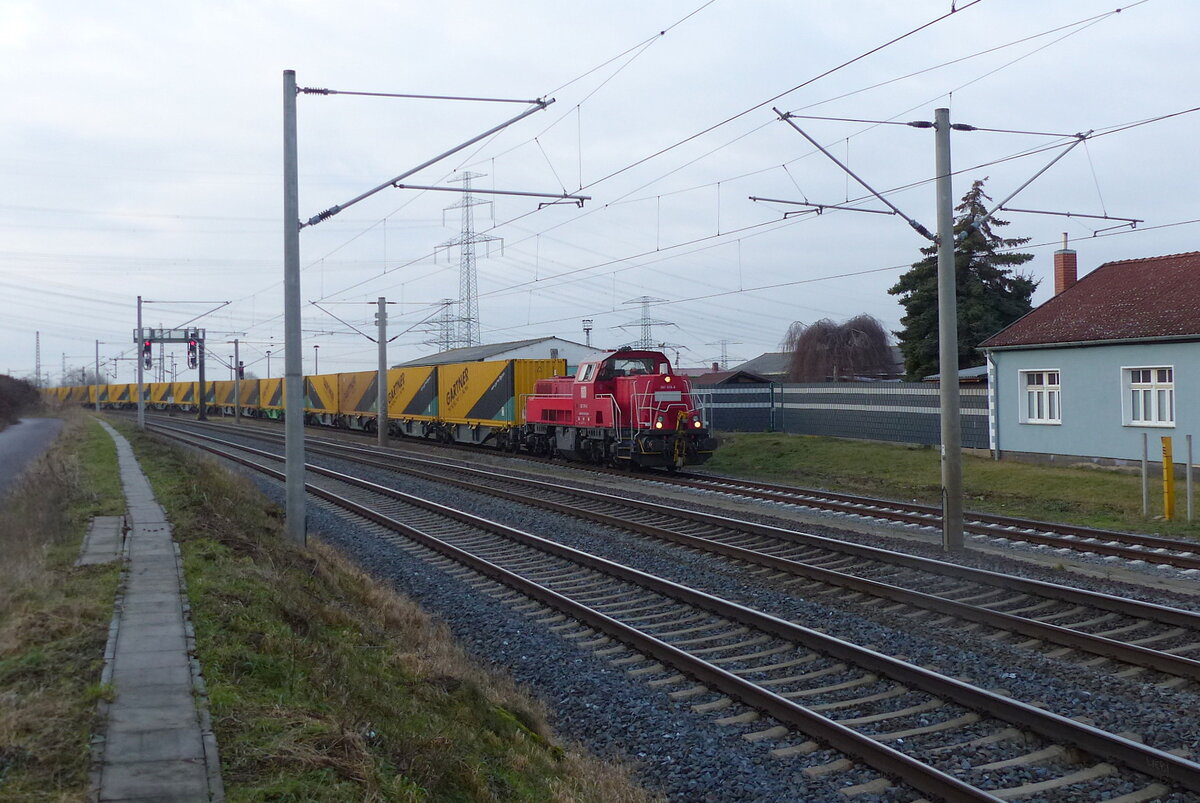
[712,362,720,372]
[1053,232,1078,295]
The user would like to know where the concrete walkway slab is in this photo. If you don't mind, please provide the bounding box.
[77,516,125,565]
[91,421,223,803]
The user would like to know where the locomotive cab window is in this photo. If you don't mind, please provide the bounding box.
[602,356,662,379]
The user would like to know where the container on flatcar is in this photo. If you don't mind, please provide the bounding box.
[388,365,440,436]
[338,371,377,429]
[200,380,217,412]
[148,382,173,409]
[109,383,135,408]
[304,374,340,425]
[259,378,285,418]
[235,379,260,412]
[434,358,566,445]
[171,381,198,411]
[211,381,238,413]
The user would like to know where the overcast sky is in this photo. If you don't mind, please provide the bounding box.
[4,0,1197,384]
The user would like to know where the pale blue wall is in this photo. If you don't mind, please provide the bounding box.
[990,341,1200,461]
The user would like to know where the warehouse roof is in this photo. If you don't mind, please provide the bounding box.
[981,251,1200,349]
[397,337,595,366]
[732,352,791,377]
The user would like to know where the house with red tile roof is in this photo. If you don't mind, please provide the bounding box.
[979,245,1200,463]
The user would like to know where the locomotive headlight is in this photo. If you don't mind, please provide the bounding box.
[693,420,702,428]
[654,415,664,429]
[664,376,671,383]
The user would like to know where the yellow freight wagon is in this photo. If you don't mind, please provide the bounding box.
[259,378,285,418]
[235,379,260,412]
[304,373,339,424]
[172,381,198,411]
[149,382,173,409]
[199,380,217,410]
[388,366,439,436]
[110,383,134,407]
[435,359,565,444]
[211,380,237,410]
[338,371,378,429]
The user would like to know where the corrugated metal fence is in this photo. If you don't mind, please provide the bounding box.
[694,383,990,449]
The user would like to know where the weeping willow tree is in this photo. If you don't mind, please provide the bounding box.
[781,314,893,382]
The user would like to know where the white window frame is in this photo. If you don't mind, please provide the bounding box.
[1122,365,1175,427]
[1018,369,1061,425]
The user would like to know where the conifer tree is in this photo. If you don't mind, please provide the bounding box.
[888,178,1037,380]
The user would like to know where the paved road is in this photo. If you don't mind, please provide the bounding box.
[0,417,64,498]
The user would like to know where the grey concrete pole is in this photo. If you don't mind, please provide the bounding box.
[283,69,307,546]
[136,295,145,430]
[94,339,100,413]
[197,339,207,421]
[377,296,389,447]
[233,338,242,425]
[935,108,964,550]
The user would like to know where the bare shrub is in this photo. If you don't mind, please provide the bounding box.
[782,314,893,382]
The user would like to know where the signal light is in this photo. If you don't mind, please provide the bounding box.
[142,339,153,370]
[187,339,198,369]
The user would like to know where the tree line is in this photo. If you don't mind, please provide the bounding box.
[0,376,41,428]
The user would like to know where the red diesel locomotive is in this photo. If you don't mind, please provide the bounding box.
[522,348,717,470]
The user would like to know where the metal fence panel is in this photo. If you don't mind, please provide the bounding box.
[695,383,989,449]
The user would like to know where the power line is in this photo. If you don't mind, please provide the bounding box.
[577,1,986,192]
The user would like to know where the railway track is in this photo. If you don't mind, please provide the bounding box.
[145,418,1200,801]
[160,418,1200,688]
[146,410,1200,572]
[666,472,1200,572]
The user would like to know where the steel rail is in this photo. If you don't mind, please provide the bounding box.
[131,411,1200,566]
[156,417,1200,632]
[673,473,1200,561]
[151,421,1200,796]
[264,426,1200,632]
[276,434,1200,680]
[150,423,996,801]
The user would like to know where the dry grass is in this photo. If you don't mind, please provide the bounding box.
[707,432,1200,538]
[120,424,655,802]
[0,414,124,801]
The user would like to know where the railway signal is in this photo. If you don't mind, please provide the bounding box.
[187,339,198,369]
[141,339,153,370]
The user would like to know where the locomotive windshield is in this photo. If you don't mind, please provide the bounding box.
[597,355,668,379]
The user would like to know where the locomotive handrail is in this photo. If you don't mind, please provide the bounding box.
[594,393,620,431]
[630,388,690,430]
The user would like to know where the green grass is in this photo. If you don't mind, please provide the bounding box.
[120,424,651,803]
[706,432,1200,539]
[0,415,124,801]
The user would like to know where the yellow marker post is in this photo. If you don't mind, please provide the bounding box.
[1162,436,1175,521]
